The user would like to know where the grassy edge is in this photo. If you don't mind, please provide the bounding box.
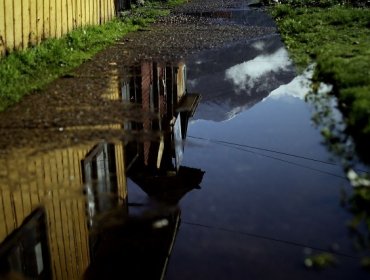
[269,4,370,162]
[0,0,187,112]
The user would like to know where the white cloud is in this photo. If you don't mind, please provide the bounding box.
[267,65,332,100]
[225,47,292,92]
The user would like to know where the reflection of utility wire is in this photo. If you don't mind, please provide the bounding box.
[188,136,347,180]
[188,135,368,176]
[182,221,359,259]
[220,142,347,180]
[189,135,337,166]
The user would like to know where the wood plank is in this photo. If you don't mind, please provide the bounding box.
[67,148,76,189]
[46,200,63,280]
[61,0,67,35]
[49,152,58,186]
[75,0,80,27]
[0,191,8,241]
[55,150,64,187]
[13,0,23,50]
[71,200,84,275]
[36,0,43,42]
[84,0,88,25]
[77,199,90,266]
[55,0,62,37]
[91,0,95,24]
[109,0,114,20]
[73,149,81,185]
[65,200,78,279]
[20,182,32,219]
[1,190,15,241]
[61,150,70,188]
[54,197,69,280]
[96,0,100,24]
[21,0,30,49]
[96,0,101,24]
[43,154,53,189]
[71,0,76,28]
[27,161,40,207]
[79,0,83,27]
[0,0,6,55]
[88,0,92,25]
[77,149,86,184]
[12,190,25,227]
[67,0,73,32]
[102,0,106,22]
[79,0,83,26]
[106,0,109,23]
[29,0,37,45]
[4,0,14,52]
[49,0,56,37]
[105,0,109,23]
[115,143,127,200]
[44,0,51,38]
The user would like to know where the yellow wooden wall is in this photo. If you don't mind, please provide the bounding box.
[0,142,127,279]
[0,0,117,57]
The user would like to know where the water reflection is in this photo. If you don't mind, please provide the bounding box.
[0,60,202,279]
[225,47,291,92]
[186,35,296,122]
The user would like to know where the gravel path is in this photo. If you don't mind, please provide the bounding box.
[0,0,276,152]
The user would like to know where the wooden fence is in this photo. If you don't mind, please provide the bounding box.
[0,0,128,57]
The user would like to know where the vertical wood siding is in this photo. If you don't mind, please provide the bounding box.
[0,0,126,57]
[0,142,127,279]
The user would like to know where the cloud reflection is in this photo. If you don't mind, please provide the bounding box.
[267,65,332,100]
[225,47,292,93]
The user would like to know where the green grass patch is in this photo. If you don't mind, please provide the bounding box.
[270,4,370,161]
[0,0,185,112]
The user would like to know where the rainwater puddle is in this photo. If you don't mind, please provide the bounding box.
[0,3,369,280]
[166,37,370,279]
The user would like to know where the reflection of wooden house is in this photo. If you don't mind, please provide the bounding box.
[121,61,204,206]
[0,58,202,279]
[0,208,52,279]
[0,65,128,279]
[0,142,127,279]
[121,61,201,172]
[85,207,181,280]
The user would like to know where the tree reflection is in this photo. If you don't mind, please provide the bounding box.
[306,80,370,268]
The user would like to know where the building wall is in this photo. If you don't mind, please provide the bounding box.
[0,0,121,57]
[0,142,127,279]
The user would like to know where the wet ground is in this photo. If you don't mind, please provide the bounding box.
[0,0,369,279]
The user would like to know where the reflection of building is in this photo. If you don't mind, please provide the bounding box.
[121,61,203,205]
[85,61,204,279]
[85,206,181,280]
[0,142,127,279]
[0,59,203,280]
[121,61,201,173]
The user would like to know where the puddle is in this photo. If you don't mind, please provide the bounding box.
[1,1,369,279]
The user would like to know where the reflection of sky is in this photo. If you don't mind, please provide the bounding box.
[225,47,292,92]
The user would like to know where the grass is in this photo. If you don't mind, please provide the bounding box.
[0,0,187,112]
[268,1,370,262]
[269,3,370,162]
